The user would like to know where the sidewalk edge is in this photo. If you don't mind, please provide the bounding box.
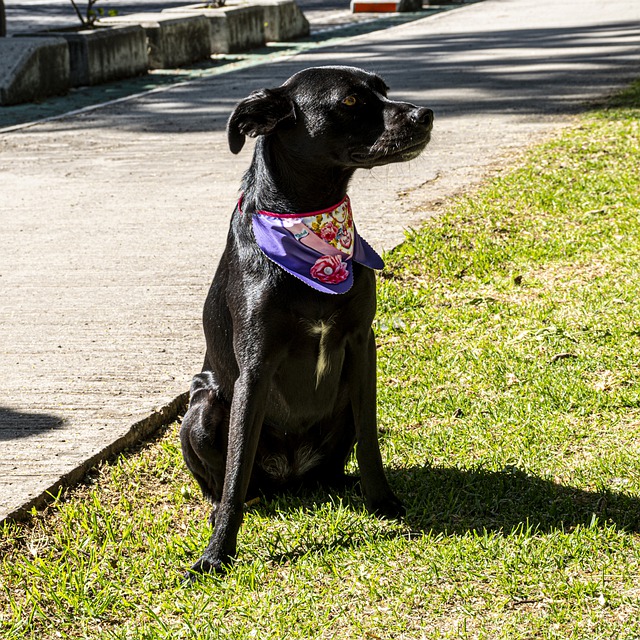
[1,391,189,525]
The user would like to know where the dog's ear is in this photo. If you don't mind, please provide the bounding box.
[227,88,296,154]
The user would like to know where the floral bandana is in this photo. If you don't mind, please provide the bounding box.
[247,196,384,294]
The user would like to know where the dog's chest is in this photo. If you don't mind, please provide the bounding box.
[305,319,335,386]
[257,318,353,483]
[264,316,350,427]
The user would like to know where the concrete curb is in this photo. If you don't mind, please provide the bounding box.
[1,392,189,523]
[98,13,212,69]
[0,37,69,105]
[163,4,266,54]
[163,0,310,53]
[1,0,310,105]
[53,25,148,86]
[261,0,310,42]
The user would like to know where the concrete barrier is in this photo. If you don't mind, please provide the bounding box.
[13,25,148,88]
[163,3,265,54]
[98,13,211,69]
[261,0,309,42]
[164,1,309,52]
[1,1,310,105]
[0,37,69,106]
[59,26,148,86]
[222,4,266,52]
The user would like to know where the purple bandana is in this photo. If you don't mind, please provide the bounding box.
[246,196,384,294]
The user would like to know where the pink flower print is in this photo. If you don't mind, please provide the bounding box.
[310,255,349,284]
[319,221,339,244]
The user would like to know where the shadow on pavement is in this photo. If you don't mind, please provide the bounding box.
[18,18,638,136]
[359,20,640,115]
[0,406,64,441]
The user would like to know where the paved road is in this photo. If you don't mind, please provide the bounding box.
[1,0,640,522]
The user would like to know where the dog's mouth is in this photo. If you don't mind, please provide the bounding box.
[349,132,431,168]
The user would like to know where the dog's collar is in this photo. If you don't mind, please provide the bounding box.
[240,195,384,294]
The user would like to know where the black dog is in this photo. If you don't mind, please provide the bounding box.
[180,66,433,576]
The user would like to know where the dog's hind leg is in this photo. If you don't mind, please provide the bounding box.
[349,331,404,519]
[180,372,229,522]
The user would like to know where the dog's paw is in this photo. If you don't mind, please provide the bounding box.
[367,493,405,520]
[182,556,228,585]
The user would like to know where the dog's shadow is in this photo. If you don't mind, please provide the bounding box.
[252,463,640,563]
[390,464,640,534]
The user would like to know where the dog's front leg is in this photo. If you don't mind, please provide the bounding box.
[189,368,269,577]
[351,330,405,519]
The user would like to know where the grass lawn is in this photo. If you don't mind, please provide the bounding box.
[2,82,640,639]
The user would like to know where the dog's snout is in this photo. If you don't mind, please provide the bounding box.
[412,107,434,129]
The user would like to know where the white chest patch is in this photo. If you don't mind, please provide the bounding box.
[307,320,333,387]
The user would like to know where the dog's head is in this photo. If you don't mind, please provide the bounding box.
[227,66,433,169]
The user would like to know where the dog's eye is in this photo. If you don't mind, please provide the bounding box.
[341,95,358,107]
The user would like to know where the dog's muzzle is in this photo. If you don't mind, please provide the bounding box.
[350,105,434,167]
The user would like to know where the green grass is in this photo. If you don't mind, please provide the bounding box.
[2,82,640,638]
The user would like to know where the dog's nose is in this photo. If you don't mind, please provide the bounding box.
[412,107,434,128]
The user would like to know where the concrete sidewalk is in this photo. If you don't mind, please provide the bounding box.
[1,0,639,523]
